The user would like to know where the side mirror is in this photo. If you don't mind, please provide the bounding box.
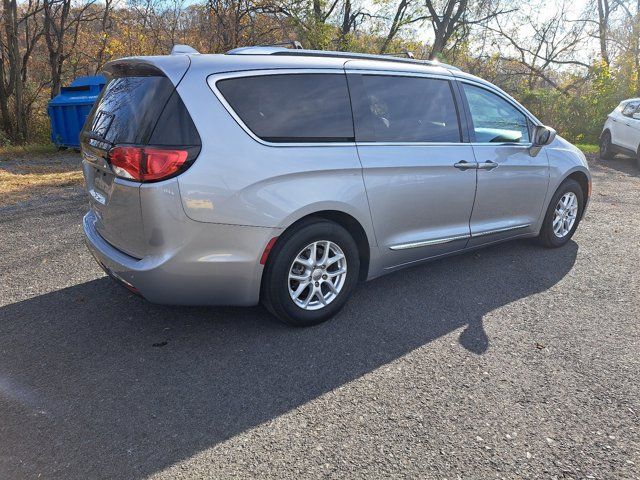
[633,112,640,120]
[530,125,557,157]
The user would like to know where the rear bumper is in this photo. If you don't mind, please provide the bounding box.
[83,211,280,306]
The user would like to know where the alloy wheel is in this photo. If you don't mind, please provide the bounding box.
[553,192,579,238]
[288,240,347,310]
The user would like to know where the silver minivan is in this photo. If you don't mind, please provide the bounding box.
[81,45,591,326]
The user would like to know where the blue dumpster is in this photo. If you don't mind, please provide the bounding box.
[47,75,106,148]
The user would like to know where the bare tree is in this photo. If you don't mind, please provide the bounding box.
[488,1,590,93]
[611,0,640,94]
[337,0,370,48]
[43,0,99,98]
[594,0,613,65]
[0,0,45,141]
[93,0,112,72]
[379,0,425,53]
[424,0,511,59]
[207,0,276,51]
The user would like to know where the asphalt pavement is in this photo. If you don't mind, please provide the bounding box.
[0,154,638,479]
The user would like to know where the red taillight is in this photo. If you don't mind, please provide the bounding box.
[109,146,189,182]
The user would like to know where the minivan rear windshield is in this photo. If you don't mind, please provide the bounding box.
[216,73,354,143]
[86,76,175,145]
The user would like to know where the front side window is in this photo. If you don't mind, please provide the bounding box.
[462,83,530,143]
[622,101,640,117]
[349,74,461,143]
[216,73,354,143]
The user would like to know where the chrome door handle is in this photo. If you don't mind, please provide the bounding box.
[454,160,475,170]
[478,160,499,171]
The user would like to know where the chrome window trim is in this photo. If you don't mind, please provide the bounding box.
[207,69,356,148]
[356,142,534,147]
[344,68,454,81]
[389,224,531,250]
[356,142,465,147]
[469,142,534,147]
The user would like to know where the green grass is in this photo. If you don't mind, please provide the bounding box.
[576,143,599,154]
[0,143,57,159]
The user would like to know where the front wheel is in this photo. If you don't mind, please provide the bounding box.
[261,219,360,326]
[600,131,614,160]
[537,178,584,248]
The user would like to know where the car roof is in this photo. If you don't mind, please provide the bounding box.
[110,45,499,84]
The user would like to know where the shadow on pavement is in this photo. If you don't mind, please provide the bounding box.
[0,239,578,479]
[591,153,640,178]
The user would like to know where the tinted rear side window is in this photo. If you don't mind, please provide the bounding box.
[148,89,201,146]
[216,74,354,143]
[349,74,461,143]
[87,76,175,145]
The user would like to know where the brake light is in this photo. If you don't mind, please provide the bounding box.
[108,146,189,182]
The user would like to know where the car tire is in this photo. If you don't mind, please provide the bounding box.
[599,131,614,160]
[537,178,584,248]
[261,219,360,327]
[636,145,640,170]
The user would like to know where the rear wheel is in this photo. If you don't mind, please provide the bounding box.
[537,178,584,248]
[636,145,640,169]
[599,131,614,160]
[261,219,360,326]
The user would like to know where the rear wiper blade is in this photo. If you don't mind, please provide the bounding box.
[82,131,112,144]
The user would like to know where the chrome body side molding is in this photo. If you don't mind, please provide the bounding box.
[389,224,531,250]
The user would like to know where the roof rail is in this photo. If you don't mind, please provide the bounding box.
[273,49,459,70]
[382,50,415,59]
[260,40,304,50]
[224,45,459,71]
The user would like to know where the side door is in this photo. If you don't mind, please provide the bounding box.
[620,101,640,150]
[459,81,550,247]
[630,105,640,152]
[346,67,478,269]
[608,103,627,148]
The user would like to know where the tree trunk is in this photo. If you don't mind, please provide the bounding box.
[635,0,640,95]
[2,0,27,142]
[44,0,71,99]
[596,0,610,66]
[380,0,409,53]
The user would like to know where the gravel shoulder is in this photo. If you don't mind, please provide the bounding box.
[0,153,638,479]
[0,150,82,208]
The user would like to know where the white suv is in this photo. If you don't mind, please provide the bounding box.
[600,98,640,168]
